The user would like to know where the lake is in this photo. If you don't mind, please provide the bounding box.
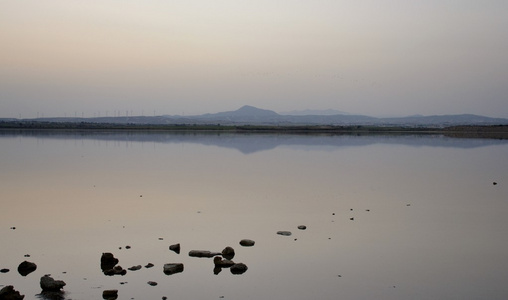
[1,130,507,299]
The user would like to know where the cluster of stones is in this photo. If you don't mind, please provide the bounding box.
[188,244,249,275]
[1,238,256,300]
[0,261,67,300]
[98,238,254,299]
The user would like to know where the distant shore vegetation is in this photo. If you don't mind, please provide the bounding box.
[0,121,507,139]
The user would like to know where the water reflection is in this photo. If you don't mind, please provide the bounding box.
[0,131,507,299]
[1,130,507,154]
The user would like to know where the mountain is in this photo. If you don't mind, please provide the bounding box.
[9,106,508,127]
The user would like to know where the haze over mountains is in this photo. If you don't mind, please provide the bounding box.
[5,105,508,127]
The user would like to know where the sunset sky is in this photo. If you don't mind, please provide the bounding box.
[1,0,507,118]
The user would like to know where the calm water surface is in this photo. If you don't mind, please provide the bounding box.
[1,131,507,299]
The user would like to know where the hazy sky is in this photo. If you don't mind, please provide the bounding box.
[1,0,507,118]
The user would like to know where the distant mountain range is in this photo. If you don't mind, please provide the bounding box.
[4,105,508,127]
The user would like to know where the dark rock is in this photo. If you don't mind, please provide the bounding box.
[0,268,9,273]
[145,263,154,268]
[221,246,235,260]
[188,250,221,258]
[0,285,24,300]
[17,261,37,276]
[128,265,142,271]
[104,266,126,276]
[147,281,158,286]
[277,231,292,236]
[40,275,66,292]
[10,227,16,230]
[213,257,235,267]
[102,289,118,300]
[230,263,248,275]
[349,217,354,221]
[125,246,131,249]
[213,266,222,275]
[297,225,307,230]
[239,239,255,247]
[100,253,119,271]
[169,243,181,254]
[163,263,184,275]
[493,182,497,185]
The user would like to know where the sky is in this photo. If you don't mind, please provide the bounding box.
[1,0,507,119]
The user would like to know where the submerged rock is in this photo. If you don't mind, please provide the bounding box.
[128,265,142,271]
[163,263,184,275]
[0,285,24,300]
[145,263,154,268]
[221,246,235,260]
[0,268,9,273]
[169,243,181,254]
[230,263,248,275]
[213,257,235,267]
[17,261,37,276]
[188,250,221,258]
[40,275,66,292]
[102,289,118,300]
[147,281,158,286]
[297,225,307,230]
[239,239,255,247]
[277,231,292,236]
[107,266,127,276]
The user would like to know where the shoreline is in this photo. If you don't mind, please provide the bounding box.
[1,122,508,139]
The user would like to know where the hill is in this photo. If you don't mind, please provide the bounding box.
[7,106,508,127]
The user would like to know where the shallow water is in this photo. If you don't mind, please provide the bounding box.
[1,131,508,299]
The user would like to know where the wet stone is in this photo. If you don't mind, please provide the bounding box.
[189,250,221,258]
[169,243,181,254]
[239,239,255,247]
[102,289,118,300]
[40,275,66,292]
[230,263,248,275]
[0,285,24,300]
[163,263,184,275]
[17,261,37,276]
[221,246,235,260]
[277,231,292,236]
[128,265,142,271]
